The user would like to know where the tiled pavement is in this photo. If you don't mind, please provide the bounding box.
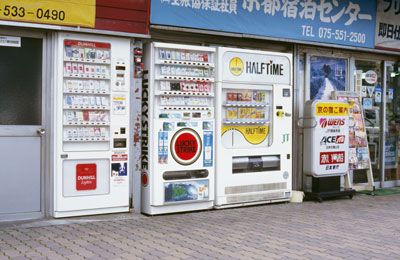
[1,194,400,259]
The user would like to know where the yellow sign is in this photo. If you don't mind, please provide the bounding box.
[222,125,269,145]
[0,0,95,28]
[315,102,349,116]
[229,57,244,76]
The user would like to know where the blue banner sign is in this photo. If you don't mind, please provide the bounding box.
[151,0,377,48]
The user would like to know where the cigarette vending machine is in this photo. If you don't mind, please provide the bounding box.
[53,33,130,217]
[141,42,215,215]
[215,48,292,208]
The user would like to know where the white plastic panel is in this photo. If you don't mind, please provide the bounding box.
[62,159,110,197]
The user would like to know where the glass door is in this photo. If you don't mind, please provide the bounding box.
[384,62,400,185]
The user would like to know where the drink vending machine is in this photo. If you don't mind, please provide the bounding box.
[215,48,293,208]
[141,42,215,215]
[53,33,130,217]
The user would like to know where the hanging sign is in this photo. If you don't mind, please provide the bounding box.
[365,70,377,84]
[0,0,95,28]
[152,0,376,48]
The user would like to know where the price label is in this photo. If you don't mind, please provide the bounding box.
[0,0,95,28]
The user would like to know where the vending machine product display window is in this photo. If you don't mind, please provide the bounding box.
[54,33,131,218]
[141,42,216,215]
[222,88,273,149]
[215,48,293,208]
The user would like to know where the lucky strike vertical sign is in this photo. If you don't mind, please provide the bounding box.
[313,101,349,175]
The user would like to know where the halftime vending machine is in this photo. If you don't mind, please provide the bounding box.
[141,42,216,215]
[215,48,293,208]
[53,33,131,217]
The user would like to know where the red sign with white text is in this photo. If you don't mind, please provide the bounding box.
[320,152,346,165]
[76,164,97,190]
[64,40,110,49]
[112,154,128,161]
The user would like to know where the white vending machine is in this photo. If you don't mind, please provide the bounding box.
[141,42,215,215]
[215,47,293,208]
[53,33,131,217]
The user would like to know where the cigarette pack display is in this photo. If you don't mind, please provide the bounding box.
[227,92,238,101]
[238,107,255,119]
[226,108,238,119]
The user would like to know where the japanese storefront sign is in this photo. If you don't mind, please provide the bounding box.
[152,0,376,48]
[0,0,95,28]
[375,0,400,51]
[312,101,349,175]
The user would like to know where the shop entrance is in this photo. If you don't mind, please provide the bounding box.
[0,35,44,219]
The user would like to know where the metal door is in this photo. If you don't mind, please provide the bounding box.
[0,35,44,217]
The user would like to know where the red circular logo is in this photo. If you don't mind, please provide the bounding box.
[171,129,202,165]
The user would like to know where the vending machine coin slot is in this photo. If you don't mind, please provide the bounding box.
[113,138,127,148]
[282,88,291,97]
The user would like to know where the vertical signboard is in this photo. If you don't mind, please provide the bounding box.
[375,0,400,51]
[305,101,349,176]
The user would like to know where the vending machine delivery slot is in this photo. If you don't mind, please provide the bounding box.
[215,48,292,208]
[232,155,281,173]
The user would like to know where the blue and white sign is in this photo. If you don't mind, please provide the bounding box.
[152,0,377,48]
[203,131,213,167]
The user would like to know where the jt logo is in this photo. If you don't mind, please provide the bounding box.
[282,134,289,143]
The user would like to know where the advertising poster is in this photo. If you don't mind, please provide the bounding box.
[164,180,209,203]
[111,162,127,186]
[310,56,346,100]
[333,91,371,170]
[111,162,127,176]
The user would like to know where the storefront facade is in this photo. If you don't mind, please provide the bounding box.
[147,0,400,199]
[0,0,150,221]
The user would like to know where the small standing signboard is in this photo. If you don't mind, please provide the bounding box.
[303,100,355,201]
